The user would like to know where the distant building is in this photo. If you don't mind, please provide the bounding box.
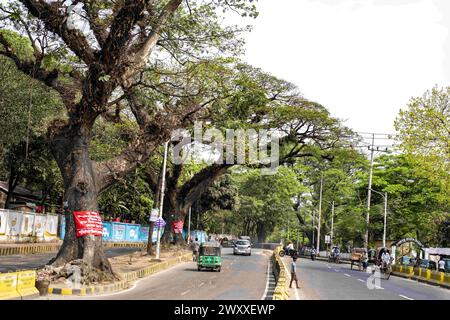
[0,181,47,212]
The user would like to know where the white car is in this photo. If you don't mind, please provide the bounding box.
[233,239,252,256]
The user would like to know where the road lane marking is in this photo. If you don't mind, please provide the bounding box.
[344,273,351,277]
[261,260,271,300]
[181,290,191,296]
[399,294,414,300]
[358,279,365,283]
[375,285,384,290]
[334,269,340,272]
[199,282,205,287]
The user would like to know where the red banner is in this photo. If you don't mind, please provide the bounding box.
[172,220,184,234]
[73,211,103,237]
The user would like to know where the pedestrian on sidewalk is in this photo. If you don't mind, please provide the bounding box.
[289,257,300,289]
[438,259,445,272]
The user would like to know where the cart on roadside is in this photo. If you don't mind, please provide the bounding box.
[350,248,367,271]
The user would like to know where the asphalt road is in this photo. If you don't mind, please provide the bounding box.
[0,247,142,273]
[287,256,450,300]
[41,248,271,300]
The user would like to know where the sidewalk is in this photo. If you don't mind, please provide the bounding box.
[0,241,147,256]
[0,247,142,273]
[42,249,192,297]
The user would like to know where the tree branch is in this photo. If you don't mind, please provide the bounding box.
[20,0,97,64]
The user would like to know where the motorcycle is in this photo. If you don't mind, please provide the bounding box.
[279,247,298,258]
[311,251,316,261]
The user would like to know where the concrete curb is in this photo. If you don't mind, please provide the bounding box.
[0,243,61,256]
[0,242,147,256]
[48,280,130,296]
[300,255,450,290]
[47,252,192,297]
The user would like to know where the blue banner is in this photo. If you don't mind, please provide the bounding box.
[59,215,66,239]
[102,222,112,241]
[138,226,165,243]
[139,226,149,242]
[111,222,127,242]
[125,224,140,242]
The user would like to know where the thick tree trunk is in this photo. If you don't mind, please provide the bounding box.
[257,223,267,243]
[4,167,19,209]
[48,123,115,282]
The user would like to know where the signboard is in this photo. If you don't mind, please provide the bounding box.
[392,238,425,248]
[155,218,166,228]
[172,220,184,234]
[325,235,331,244]
[44,214,59,239]
[102,222,112,241]
[34,214,46,238]
[111,223,126,242]
[7,210,22,236]
[149,209,159,222]
[0,210,7,236]
[21,213,35,237]
[138,226,164,243]
[73,211,103,237]
[125,224,140,242]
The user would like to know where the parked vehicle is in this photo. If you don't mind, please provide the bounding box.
[197,242,221,272]
[233,239,252,256]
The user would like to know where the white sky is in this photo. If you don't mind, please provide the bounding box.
[234,0,450,135]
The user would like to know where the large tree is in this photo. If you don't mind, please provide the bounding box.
[0,0,257,281]
[142,63,350,244]
[394,85,450,202]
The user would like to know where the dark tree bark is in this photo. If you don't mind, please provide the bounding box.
[4,167,19,209]
[0,0,185,281]
[47,123,115,280]
[256,222,267,243]
[147,164,232,245]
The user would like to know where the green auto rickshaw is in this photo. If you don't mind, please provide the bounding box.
[197,242,221,272]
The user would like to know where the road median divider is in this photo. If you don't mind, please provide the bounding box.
[272,246,289,300]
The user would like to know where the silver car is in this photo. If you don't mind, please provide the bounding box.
[233,239,252,256]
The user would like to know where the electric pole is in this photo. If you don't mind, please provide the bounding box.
[155,141,169,260]
[364,134,375,252]
[317,173,323,253]
[331,201,335,247]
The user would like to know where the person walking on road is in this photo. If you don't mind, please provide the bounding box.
[289,257,300,289]
[191,238,200,262]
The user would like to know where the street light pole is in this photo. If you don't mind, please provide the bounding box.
[369,188,388,248]
[383,192,387,248]
[365,134,375,252]
[317,173,323,253]
[187,207,191,245]
[312,210,315,248]
[331,201,335,247]
[155,141,169,260]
